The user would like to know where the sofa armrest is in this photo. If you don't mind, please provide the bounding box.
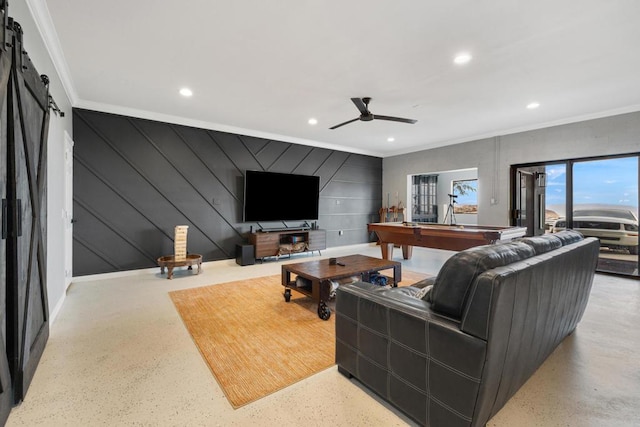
[335,282,487,426]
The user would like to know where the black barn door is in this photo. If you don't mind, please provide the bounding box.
[0,13,13,423]
[5,20,49,404]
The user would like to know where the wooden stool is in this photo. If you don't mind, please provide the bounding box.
[157,254,202,279]
[157,225,202,279]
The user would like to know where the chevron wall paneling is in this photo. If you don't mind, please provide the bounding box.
[72,109,382,276]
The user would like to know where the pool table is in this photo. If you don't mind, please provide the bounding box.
[368,222,528,259]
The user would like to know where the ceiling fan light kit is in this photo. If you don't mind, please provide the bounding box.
[330,97,417,130]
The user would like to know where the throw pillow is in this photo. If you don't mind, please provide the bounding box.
[415,284,432,300]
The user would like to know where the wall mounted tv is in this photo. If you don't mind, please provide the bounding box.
[243,170,320,222]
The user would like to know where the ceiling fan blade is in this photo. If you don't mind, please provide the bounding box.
[373,115,417,124]
[329,117,360,130]
[350,98,369,115]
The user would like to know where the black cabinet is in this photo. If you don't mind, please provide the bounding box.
[0,15,51,424]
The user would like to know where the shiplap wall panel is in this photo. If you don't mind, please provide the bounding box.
[73,237,119,275]
[321,181,380,199]
[73,163,173,258]
[343,154,383,168]
[73,109,382,276]
[72,204,153,271]
[173,127,246,196]
[315,152,351,189]
[333,164,383,184]
[268,144,314,172]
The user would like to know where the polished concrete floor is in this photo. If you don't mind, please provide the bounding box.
[6,243,640,426]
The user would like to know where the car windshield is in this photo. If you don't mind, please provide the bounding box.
[573,209,637,221]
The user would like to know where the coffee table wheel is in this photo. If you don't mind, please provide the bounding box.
[283,288,292,302]
[318,302,331,320]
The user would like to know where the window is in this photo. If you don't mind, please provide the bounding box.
[412,175,438,223]
[452,179,478,214]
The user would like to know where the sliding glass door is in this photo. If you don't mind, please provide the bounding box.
[572,157,638,276]
[513,155,639,277]
[543,164,567,232]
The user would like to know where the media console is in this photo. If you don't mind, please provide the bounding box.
[249,229,326,261]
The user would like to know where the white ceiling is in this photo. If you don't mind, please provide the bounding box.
[39,0,640,157]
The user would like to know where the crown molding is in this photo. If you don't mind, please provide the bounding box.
[18,0,380,159]
[75,99,382,157]
[28,1,640,160]
[25,0,79,105]
[386,104,640,157]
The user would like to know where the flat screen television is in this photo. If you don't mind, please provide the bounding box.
[243,170,320,222]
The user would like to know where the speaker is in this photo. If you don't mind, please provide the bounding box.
[236,244,255,266]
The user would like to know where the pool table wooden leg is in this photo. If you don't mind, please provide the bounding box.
[380,242,394,259]
[402,245,413,259]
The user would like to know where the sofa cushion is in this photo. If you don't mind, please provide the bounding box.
[553,229,584,245]
[518,234,562,254]
[430,241,536,318]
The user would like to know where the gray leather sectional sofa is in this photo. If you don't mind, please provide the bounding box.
[335,231,599,426]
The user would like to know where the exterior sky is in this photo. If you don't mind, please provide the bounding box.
[546,157,638,217]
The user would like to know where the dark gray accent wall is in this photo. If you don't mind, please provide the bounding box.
[73,109,382,276]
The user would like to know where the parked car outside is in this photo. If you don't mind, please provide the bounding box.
[552,208,639,255]
[544,209,562,232]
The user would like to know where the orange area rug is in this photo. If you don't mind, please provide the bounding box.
[169,270,427,408]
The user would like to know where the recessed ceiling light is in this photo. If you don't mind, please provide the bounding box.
[179,87,193,97]
[527,102,540,109]
[454,52,472,65]
[387,137,395,142]
[308,118,318,125]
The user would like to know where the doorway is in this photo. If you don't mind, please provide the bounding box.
[513,165,555,236]
[408,168,478,224]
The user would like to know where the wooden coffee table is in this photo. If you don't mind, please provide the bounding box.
[281,254,401,320]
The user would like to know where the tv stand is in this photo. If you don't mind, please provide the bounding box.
[249,229,326,261]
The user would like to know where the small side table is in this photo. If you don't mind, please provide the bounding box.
[157,254,202,279]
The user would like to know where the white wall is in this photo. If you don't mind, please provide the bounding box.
[11,2,73,323]
[385,111,640,226]
[436,169,478,225]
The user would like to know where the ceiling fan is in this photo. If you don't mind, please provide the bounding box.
[329,97,417,130]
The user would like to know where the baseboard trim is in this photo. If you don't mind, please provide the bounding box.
[49,292,66,325]
[70,258,236,283]
[70,243,375,283]
[72,265,160,283]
